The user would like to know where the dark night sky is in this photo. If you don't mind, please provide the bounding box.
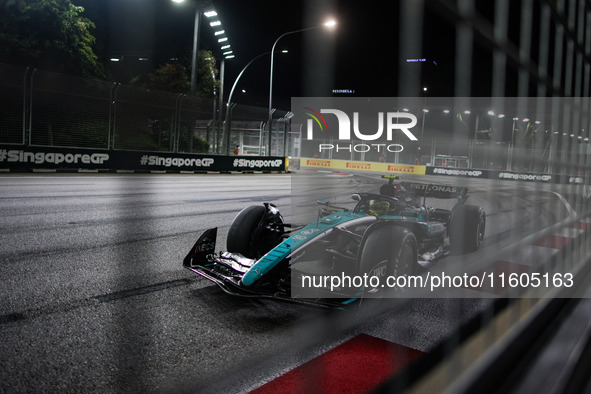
[75,0,500,110]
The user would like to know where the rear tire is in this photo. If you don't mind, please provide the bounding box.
[449,204,485,253]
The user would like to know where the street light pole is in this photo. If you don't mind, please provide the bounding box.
[266,27,316,156]
[190,8,201,95]
[421,87,428,140]
[266,20,336,156]
[268,27,317,119]
[228,52,270,106]
[222,52,269,155]
[508,117,518,170]
[172,1,233,96]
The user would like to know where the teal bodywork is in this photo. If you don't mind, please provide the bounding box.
[241,207,445,286]
[241,212,366,286]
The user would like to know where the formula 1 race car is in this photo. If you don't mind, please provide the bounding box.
[184,176,485,306]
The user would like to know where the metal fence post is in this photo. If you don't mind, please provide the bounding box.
[27,69,37,146]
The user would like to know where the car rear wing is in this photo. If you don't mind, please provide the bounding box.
[400,181,468,201]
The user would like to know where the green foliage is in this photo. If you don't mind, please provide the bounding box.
[146,63,190,94]
[30,118,109,148]
[191,137,210,153]
[0,0,105,78]
[143,50,220,98]
[69,119,109,148]
[196,49,220,98]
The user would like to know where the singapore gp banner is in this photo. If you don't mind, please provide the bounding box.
[0,145,286,173]
[426,166,584,185]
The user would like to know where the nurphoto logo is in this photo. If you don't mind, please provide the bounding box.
[295,98,420,154]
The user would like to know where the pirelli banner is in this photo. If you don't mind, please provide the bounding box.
[299,158,584,185]
[0,145,286,173]
[301,158,426,175]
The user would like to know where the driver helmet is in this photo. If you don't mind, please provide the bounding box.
[369,200,390,216]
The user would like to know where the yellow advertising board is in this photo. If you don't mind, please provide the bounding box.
[300,158,426,175]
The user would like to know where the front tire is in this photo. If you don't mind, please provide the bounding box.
[358,225,417,297]
[227,205,283,259]
[227,205,265,258]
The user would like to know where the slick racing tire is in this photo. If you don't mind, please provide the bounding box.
[358,225,417,297]
[227,205,266,259]
[449,204,486,253]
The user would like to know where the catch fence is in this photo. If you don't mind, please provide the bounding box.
[0,62,291,157]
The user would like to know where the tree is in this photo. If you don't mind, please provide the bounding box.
[143,50,220,98]
[146,63,190,94]
[0,0,105,78]
[195,49,220,99]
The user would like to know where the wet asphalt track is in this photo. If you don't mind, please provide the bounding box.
[0,172,581,393]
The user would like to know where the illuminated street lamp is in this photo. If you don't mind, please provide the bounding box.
[507,117,519,170]
[222,50,288,154]
[223,51,271,155]
[171,1,234,95]
[266,19,337,155]
[421,87,428,140]
[228,52,270,106]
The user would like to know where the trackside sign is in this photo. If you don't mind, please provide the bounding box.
[0,145,286,173]
[0,147,111,168]
[301,158,426,175]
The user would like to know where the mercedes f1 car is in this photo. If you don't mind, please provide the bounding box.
[184,176,485,306]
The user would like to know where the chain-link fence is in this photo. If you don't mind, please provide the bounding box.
[0,62,291,156]
[293,94,591,175]
[9,62,586,174]
[0,63,28,145]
